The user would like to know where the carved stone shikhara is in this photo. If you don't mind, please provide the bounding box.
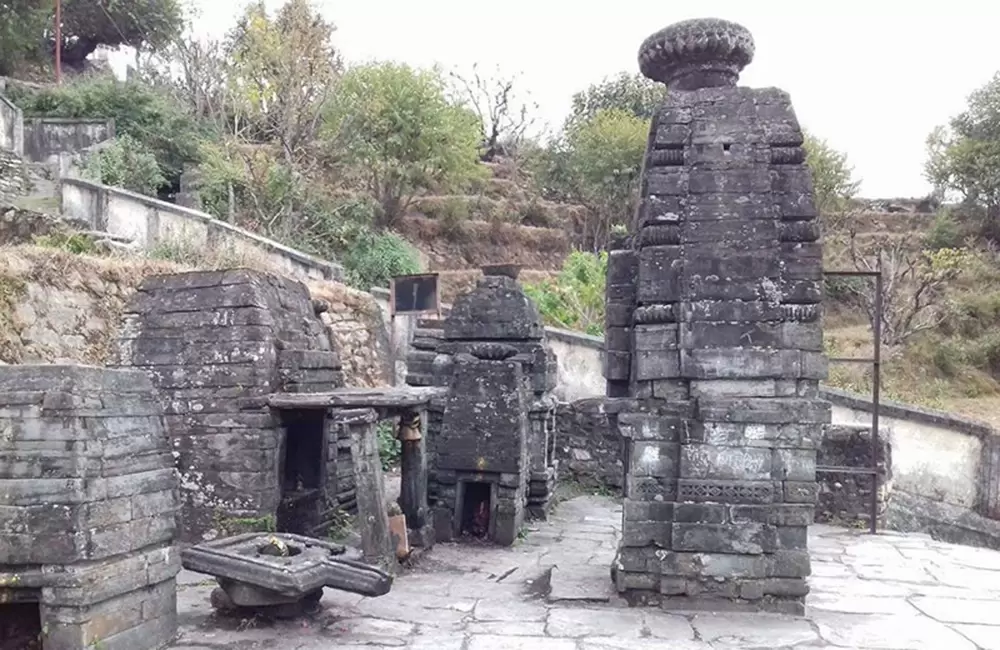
[422,267,560,545]
[611,18,829,614]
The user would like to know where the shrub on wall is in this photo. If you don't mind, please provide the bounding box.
[84,134,166,196]
[523,250,607,335]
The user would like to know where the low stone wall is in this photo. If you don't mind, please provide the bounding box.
[61,177,343,282]
[0,248,383,391]
[555,398,625,490]
[816,423,892,528]
[825,387,1000,548]
[23,117,114,163]
[0,147,24,202]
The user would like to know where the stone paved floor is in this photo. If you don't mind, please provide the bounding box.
[172,496,1000,649]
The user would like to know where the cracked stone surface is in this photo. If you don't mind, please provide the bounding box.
[173,495,1000,649]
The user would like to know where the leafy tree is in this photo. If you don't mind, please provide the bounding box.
[523,251,607,335]
[224,0,341,163]
[11,78,205,190]
[57,0,183,68]
[545,108,648,252]
[84,133,165,195]
[567,72,666,127]
[803,130,861,219]
[926,72,1000,237]
[322,61,483,228]
[0,0,49,75]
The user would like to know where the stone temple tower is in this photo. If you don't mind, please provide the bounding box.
[609,18,829,614]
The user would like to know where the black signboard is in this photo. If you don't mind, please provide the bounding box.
[390,273,440,316]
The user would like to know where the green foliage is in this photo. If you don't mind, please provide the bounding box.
[32,231,98,255]
[567,72,666,126]
[0,0,49,75]
[323,61,484,228]
[924,210,967,250]
[342,229,421,291]
[84,134,166,195]
[926,72,1000,238]
[523,251,607,335]
[803,131,861,217]
[224,0,341,154]
[557,109,648,251]
[376,421,401,471]
[11,79,205,188]
[58,0,183,67]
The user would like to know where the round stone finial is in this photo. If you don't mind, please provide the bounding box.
[638,18,755,90]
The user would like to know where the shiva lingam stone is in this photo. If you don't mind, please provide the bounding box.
[181,532,392,618]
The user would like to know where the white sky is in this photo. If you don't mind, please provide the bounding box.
[114,0,1000,199]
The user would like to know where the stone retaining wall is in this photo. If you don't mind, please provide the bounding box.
[0,147,24,203]
[815,424,892,528]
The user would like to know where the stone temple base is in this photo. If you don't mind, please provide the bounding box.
[0,365,180,650]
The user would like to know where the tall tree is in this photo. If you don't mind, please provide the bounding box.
[224,0,341,164]
[803,130,861,220]
[322,62,483,228]
[57,0,183,68]
[558,108,648,252]
[0,0,49,75]
[567,72,666,127]
[926,72,1000,237]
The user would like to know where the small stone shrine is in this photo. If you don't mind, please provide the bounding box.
[113,270,349,542]
[0,365,180,650]
[610,18,829,614]
[426,266,559,544]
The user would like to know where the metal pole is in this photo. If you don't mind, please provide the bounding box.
[54,0,62,84]
[870,254,883,534]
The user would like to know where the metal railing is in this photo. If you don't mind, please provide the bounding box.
[819,266,884,534]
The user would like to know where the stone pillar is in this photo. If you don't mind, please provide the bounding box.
[612,18,829,615]
[398,408,433,547]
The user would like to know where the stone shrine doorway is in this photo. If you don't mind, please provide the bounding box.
[457,480,495,540]
[0,601,42,650]
[277,410,329,536]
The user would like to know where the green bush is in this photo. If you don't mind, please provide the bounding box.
[342,229,421,291]
[84,134,166,196]
[376,421,400,471]
[923,211,966,250]
[523,251,607,335]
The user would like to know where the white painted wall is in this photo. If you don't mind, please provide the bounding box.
[60,178,343,282]
[831,403,983,509]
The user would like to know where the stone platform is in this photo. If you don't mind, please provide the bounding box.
[171,496,1000,649]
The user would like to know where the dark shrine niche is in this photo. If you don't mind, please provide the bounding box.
[0,601,42,650]
[277,410,328,536]
[458,481,493,540]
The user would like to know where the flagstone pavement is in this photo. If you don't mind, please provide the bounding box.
[171,495,1000,650]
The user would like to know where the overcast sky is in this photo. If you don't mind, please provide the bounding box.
[127,0,1000,198]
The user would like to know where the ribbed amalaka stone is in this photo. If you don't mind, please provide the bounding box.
[611,17,829,615]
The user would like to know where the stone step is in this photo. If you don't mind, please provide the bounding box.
[547,564,614,603]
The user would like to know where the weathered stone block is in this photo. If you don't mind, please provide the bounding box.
[783,481,820,503]
[680,349,800,379]
[630,441,680,478]
[772,448,817,481]
[671,522,777,554]
[680,445,772,481]
[618,412,684,442]
[634,349,681,380]
[673,503,726,524]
